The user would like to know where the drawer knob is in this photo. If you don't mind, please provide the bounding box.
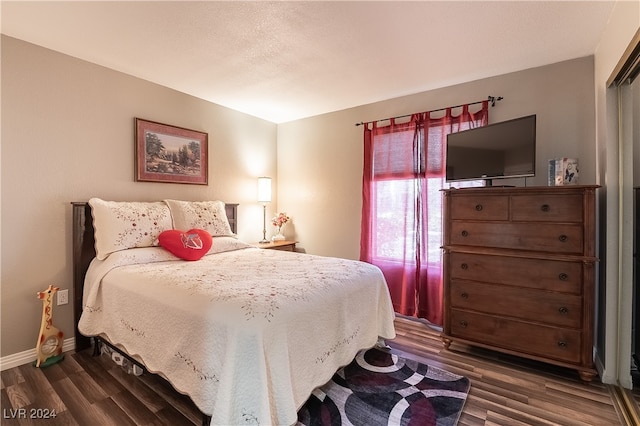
[461,263,469,270]
[541,204,551,212]
[558,234,568,242]
[558,306,569,314]
[460,320,468,328]
[461,292,469,299]
[557,341,568,348]
[461,230,469,237]
[559,273,569,281]
[475,204,483,211]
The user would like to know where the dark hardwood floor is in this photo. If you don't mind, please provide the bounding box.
[1,316,635,425]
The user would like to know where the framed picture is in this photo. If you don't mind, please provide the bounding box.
[135,118,208,185]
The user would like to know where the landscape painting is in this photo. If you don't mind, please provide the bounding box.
[135,118,208,185]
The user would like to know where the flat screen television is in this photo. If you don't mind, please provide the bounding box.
[445,114,536,186]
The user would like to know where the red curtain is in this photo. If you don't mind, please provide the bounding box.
[360,102,488,325]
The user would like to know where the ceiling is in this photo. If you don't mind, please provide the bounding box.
[1,1,616,123]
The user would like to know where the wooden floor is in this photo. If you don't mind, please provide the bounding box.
[1,316,637,425]
[390,316,636,426]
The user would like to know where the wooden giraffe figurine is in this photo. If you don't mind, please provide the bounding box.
[35,285,64,367]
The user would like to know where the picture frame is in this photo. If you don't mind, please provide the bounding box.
[135,118,208,185]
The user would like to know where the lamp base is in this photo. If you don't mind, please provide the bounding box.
[259,239,270,244]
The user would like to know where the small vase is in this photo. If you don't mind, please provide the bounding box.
[272,226,285,241]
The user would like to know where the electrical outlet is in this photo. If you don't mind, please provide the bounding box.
[57,289,68,305]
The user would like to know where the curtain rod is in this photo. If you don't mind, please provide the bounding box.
[354,95,503,127]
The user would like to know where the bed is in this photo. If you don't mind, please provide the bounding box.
[72,199,396,426]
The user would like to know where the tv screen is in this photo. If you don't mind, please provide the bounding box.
[445,114,536,185]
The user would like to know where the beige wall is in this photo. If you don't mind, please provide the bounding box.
[278,57,596,259]
[1,36,278,357]
[593,0,640,387]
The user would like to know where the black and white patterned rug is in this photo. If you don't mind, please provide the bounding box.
[297,347,470,426]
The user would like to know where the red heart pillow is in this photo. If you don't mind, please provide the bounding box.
[158,229,212,261]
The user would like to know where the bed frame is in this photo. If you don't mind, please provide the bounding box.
[71,201,238,426]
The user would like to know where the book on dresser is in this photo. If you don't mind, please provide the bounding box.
[441,185,599,381]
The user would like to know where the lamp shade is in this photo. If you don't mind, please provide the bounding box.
[257,177,272,203]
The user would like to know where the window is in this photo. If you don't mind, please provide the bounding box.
[360,103,488,324]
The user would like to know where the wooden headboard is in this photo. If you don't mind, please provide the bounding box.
[71,201,239,351]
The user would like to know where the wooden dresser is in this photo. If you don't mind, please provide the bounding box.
[441,185,599,381]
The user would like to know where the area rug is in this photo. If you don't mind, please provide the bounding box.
[297,347,470,426]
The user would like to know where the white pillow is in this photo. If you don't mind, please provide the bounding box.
[89,198,173,260]
[207,236,251,255]
[164,199,234,237]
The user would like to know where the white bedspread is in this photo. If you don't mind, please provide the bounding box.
[78,238,396,425]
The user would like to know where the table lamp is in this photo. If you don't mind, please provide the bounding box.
[257,177,272,243]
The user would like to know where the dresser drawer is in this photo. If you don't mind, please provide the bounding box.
[450,280,582,328]
[450,195,509,221]
[450,222,584,253]
[450,309,582,363]
[449,252,583,294]
[511,194,583,222]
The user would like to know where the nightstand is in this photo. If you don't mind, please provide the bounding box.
[252,240,297,251]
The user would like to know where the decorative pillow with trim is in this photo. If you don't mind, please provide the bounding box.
[164,199,234,237]
[207,236,252,255]
[89,198,173,260]
[158,229,213,261]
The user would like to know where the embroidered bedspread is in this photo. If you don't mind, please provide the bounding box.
[78,238,396,425]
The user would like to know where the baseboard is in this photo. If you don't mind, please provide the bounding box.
[594,347,610,383]
[0,337,75,371]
